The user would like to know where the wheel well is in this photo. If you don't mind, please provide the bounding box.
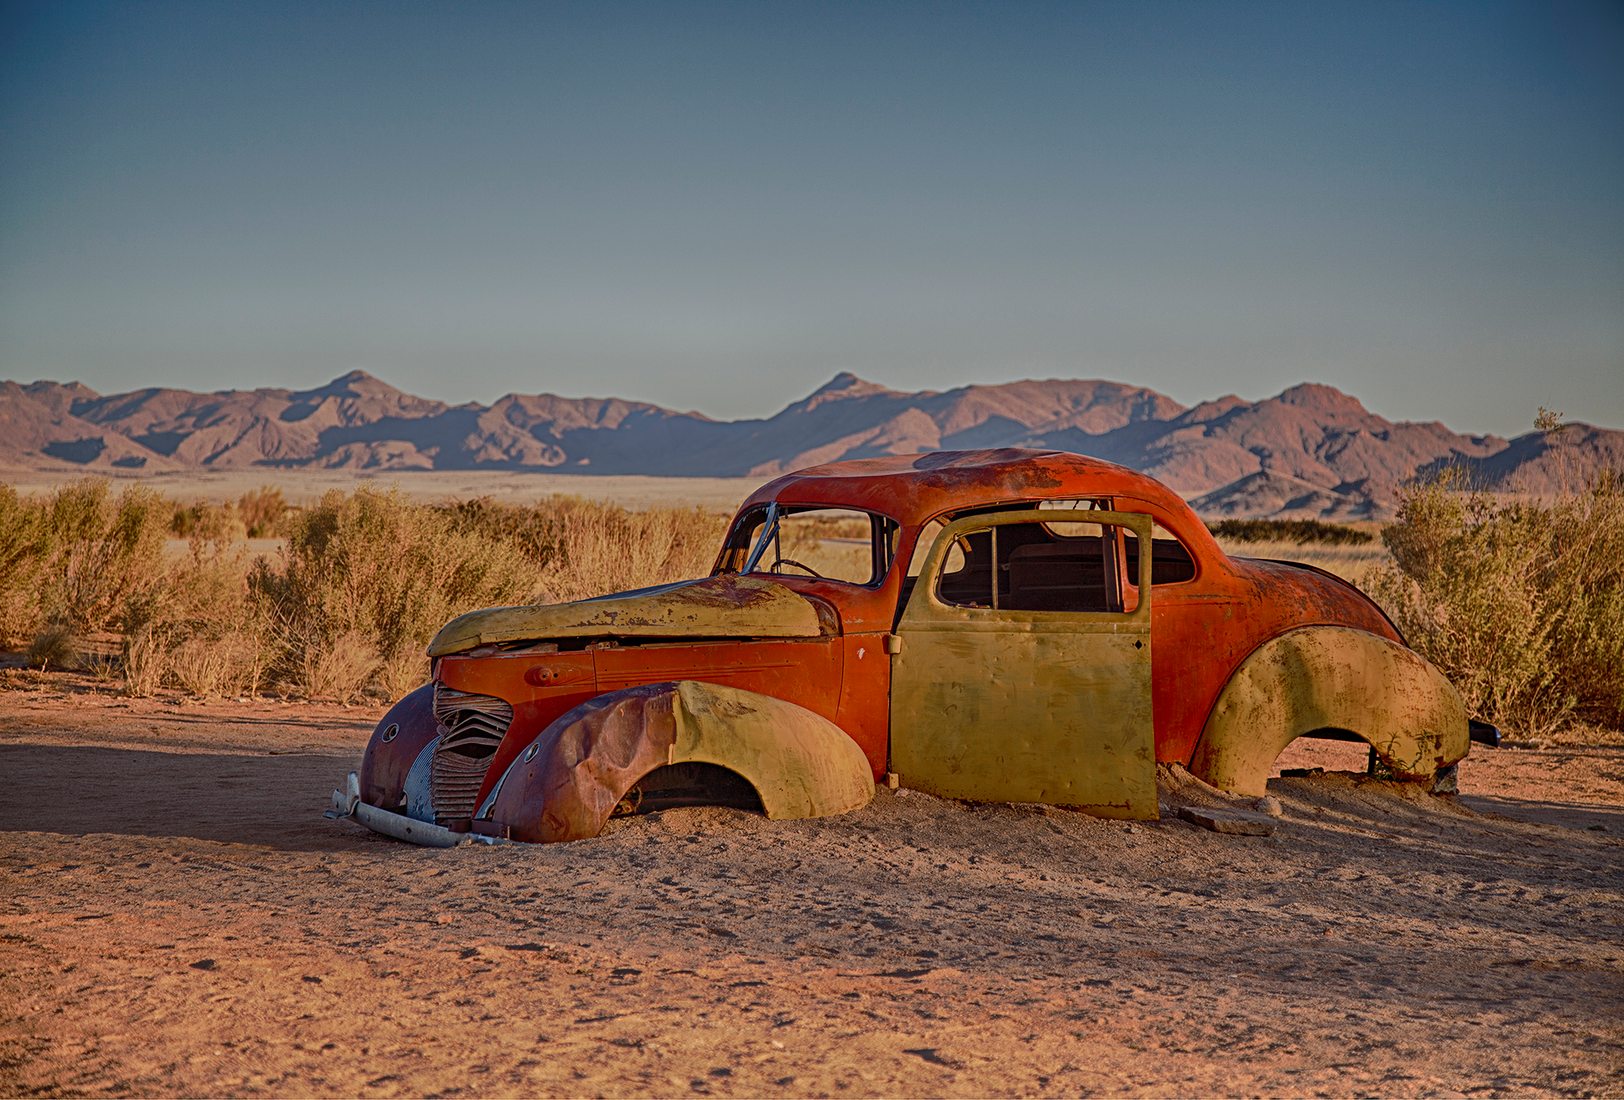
[1273,726,1378,774]
[1298,726,1366,745]
[614,762,766,817]
[1188,625,1468,796]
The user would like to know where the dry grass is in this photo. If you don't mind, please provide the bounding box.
[1215,537,1393,590]
[1370,470,1624,739]
[5,470,1618,743]
[1215,456,1623,743]
[0,480,728,701]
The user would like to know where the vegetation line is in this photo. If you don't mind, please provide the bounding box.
[2,467,1619,741]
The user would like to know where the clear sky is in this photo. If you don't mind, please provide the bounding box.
[2,0,1620,436]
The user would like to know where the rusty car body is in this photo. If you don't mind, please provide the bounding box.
[330,449,1484,846]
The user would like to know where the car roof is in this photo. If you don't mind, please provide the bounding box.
[740,448,1197,526]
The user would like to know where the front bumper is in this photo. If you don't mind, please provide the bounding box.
[327,771,505,847]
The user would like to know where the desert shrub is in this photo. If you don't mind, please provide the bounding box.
[287,629,384,704]
[442,495,727,603]
[238,486,289,538]
[107,507,274,697]
[527,496,726,603]
[25,623,79,670]
[1371,469,1624,737]
[1207,518,1374,545]
[0,485,52,647]
[124,536,272,698]
[169,500,246,541]
[442,496,567,568]
[121,628,167,696]
[37,481,170,636]
[253,487,543,698]
[2,480,733,700]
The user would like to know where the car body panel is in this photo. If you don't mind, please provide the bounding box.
[1190,625,1469,796]
[428,573,834,657]
[891,511,1157,818]
[1141,556,1402,765]
[469,681,874,843]
[357,682,438,810]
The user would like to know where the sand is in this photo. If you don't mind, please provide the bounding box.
[1,688,1620,1097]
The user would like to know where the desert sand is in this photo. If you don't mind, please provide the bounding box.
[1,688,1620,1097]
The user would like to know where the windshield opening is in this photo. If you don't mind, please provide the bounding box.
[714,504,899,586]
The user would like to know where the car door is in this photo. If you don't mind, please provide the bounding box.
[889,509,1156,819]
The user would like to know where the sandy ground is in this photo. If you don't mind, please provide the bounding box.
[1,690,1620,1098]
[0,468,761,512]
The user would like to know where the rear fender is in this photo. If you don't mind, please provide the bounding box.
[477,681,874,843]
[1189,626,1469,797]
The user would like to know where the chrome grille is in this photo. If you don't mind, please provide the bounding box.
[430,684,513,825]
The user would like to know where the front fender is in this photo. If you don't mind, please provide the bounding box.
[475,681,875,843]
[1189,626,1469,797]
[358,683,438,810]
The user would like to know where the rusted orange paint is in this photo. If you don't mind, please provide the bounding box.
[833,633,891,777]
[438,651,598,804]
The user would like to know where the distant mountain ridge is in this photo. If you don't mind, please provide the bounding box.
[3,370,1619,518]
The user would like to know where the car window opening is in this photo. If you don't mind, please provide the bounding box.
[935,519,1136,613]
[715,504,898,586]
[1125,525,1197,586]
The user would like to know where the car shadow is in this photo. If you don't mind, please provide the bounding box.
[0,743,387,853]
[1459,794,1624,834]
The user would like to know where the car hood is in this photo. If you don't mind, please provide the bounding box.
[427,573,838,657]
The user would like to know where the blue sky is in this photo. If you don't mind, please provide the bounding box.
[1,0,1620,436]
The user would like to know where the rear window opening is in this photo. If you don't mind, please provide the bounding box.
[1125,526,1197,586]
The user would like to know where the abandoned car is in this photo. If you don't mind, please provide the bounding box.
[330,448,1490,846]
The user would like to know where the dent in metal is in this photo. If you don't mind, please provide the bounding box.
[889,510,1159,819]
[1189,625,1470,797]
[428,573,832,657]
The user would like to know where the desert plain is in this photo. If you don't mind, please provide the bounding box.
[0,682,1620,1098]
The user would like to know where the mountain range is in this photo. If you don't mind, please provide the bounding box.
[3,370,1620,517]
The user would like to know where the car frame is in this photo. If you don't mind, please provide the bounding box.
[331,448,1482,846]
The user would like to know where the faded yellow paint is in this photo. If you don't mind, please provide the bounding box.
[668,681,874,819]
[889,510,1158,819]
[428,575,826,657]
[1189,625,1469,797]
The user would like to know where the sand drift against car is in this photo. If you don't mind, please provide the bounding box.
[331,449,1494,846]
